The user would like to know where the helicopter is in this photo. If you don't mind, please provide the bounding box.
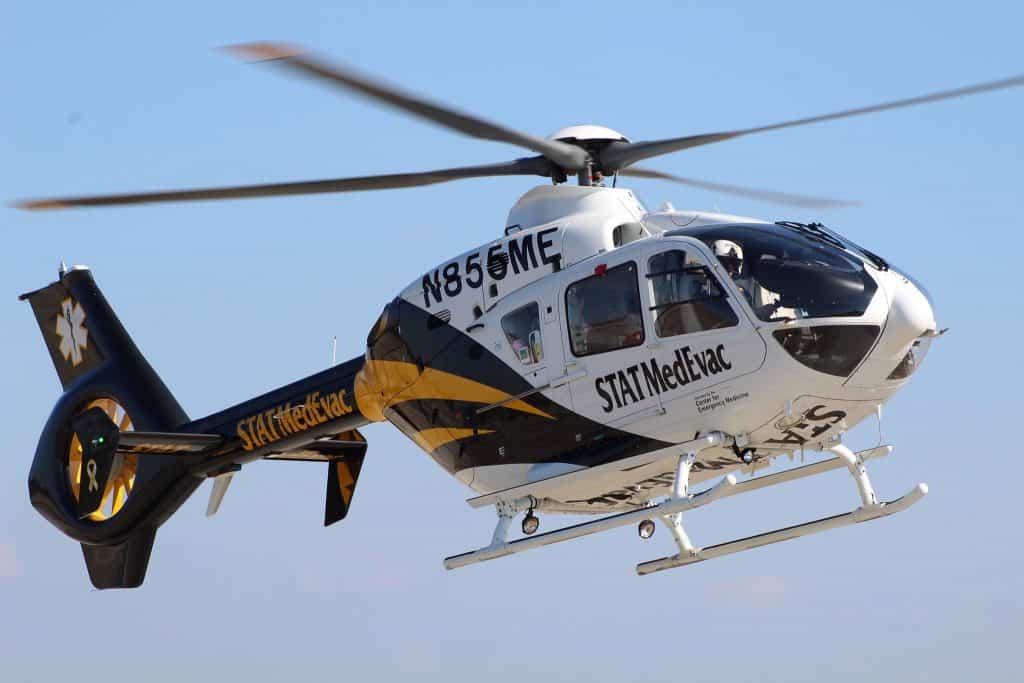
[15,42,1022,588]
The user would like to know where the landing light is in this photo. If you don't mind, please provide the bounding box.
[522,511,540,535]
[638,519,656,539]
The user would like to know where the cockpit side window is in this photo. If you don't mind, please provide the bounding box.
[647,250,738,337]
[566,262,644,357]
[501,303,543,366]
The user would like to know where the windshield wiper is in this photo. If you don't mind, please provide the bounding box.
[775,221,888,270]
[776,220,846,250]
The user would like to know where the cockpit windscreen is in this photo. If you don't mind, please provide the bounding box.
[686,224,878,322]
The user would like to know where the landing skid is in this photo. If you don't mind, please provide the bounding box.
[443,435,927,574]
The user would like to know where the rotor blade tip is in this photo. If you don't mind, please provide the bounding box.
[222,41,303,62]
[12,199,68,211]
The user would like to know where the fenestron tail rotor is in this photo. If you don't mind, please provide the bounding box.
[68,398,136,522]
[12,42,1024,211]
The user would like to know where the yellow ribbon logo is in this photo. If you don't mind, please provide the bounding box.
[85,459,99,492]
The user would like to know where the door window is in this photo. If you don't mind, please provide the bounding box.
[501,303,544,366]
[566,262,645,357]
[647,249,738,337]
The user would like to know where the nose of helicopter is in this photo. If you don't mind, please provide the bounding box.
[848,270,937,386]
[888,270,935,339]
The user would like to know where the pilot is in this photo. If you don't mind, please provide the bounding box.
[712,239,789,320]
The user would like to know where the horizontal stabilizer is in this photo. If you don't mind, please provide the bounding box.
[117,431,224,455]
[267,437,367,463]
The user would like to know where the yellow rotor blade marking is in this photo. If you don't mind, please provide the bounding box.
[113,481,127,513]
[94,398,116,421]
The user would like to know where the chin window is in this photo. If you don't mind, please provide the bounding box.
[773,325,880,377]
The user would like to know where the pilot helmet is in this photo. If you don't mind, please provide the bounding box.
[712,239,744,277]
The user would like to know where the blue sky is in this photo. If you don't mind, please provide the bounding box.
[2,1,1022,681]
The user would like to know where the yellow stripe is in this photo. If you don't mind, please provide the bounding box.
[355,360,553,422]
[335,462,356,506]
[411,368,553,419]
[354,360,420,422]
[410,428,495,453]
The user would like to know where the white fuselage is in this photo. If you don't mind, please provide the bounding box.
[397,185,936,510]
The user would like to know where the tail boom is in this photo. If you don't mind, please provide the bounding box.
[22,266,374,588]
[184,355,372,476]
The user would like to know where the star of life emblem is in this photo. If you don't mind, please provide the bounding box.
[55,297,88,366]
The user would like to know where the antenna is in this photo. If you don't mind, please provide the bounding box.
[875,403,883,446]
[331,336,337,367]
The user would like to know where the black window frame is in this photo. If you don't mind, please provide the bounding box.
[645,249,738,338]
[565,261,646,358]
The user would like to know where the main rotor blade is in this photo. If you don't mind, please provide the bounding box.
[14,157,551,210]
[225,42,589,172]
[601,74,1024,171]
[620,167,857,209]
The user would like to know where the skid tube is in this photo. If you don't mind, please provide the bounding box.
[443,440,928,574]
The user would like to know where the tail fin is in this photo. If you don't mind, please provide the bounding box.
[20,266,185,415]
[323,430,368,526]
[21,266,195,589]
[21,269,107,389]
